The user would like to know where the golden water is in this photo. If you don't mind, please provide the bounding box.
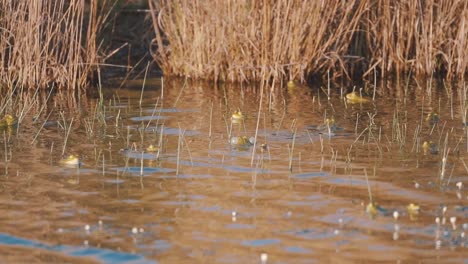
[0,78,466,263]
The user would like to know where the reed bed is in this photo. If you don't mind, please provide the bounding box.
[149,0,366,83]
[150,0,467,83]
[0,0,112,90]
[362,0,468,79]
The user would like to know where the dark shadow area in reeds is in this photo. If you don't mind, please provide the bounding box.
[149,0,468,83]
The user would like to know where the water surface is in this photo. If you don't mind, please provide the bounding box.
[0,78,466,263]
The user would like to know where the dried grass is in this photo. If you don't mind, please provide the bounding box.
[362,0,468,79]
[150,0,467,83]
[149,0,366,83]
[0,0,112,90]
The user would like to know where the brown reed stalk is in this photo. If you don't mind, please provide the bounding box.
[0,0,112,90]
[362,0,467,79]
[150,0,366,83]
[150,0,467,82]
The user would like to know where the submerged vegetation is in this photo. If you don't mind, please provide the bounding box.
[150,0,468,83]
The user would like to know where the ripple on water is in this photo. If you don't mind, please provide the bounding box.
[0,233,154,264]
[144,108,199,113]
[293,171,329,179]
[284,246,311,254]
[121,151,159,160]
[104,179,126,184]
[130,115,166,122]
[174,174,212,179]
[112,167,175,176]
[167,158,272,174]
[241,238,281,247]
[139,239,171,252]
[162,127,200,136]
[225,223,256,230]
[287,228,336,241]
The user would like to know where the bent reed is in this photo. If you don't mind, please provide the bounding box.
[150,0,467,83]
[0,0,112,90]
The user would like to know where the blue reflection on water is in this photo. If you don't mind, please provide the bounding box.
[0,233,155,264]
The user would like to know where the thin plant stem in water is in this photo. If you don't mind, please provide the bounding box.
[289,128,297,172]
[31,110,54,144]
[178,123,192,166]
[145,97,160,130]
[176,123,182,176]
[373,69,377,101]
[364,168,373,203]
[139,62,150,108]
[251,82,265,166]
[3,132,8,176]
[173,77,188,108]
[209,101,213,138]
[440,133,450,183]
[62,117,74,156]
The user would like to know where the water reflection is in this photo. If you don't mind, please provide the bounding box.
[0,78,466,262]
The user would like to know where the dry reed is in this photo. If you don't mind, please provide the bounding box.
[149,0,366,83]
[362,0,468,79]
[0,0,112,90]
[150,0,467,83]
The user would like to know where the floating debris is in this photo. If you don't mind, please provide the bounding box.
[232,211,237,222]
[450,217,457,230]
[393,211,399,220]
